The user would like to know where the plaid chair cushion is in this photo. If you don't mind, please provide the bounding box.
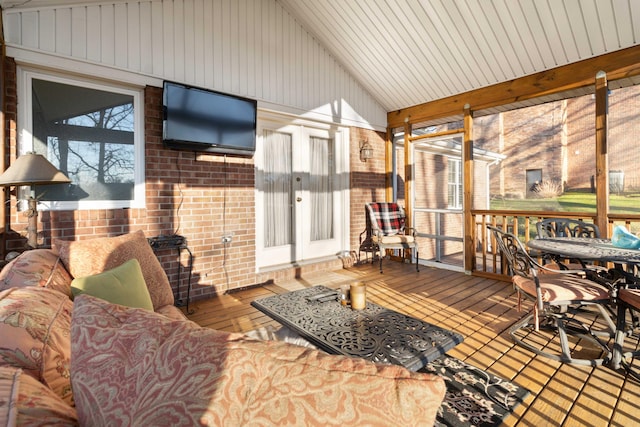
[366,203,406,236]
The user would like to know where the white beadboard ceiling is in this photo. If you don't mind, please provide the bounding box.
[277,0,640,112]
[1,0,639,114]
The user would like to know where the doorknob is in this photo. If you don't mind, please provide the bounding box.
[296,197,302,202]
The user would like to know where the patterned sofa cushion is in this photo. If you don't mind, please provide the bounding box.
[55,230,174,310]
[71,295,446,427]
[0,366,19,427]
[0,287,74,406]
[0,249,73,297]
[0,367,78,427]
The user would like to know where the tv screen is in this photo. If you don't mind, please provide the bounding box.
[162,81,257,157]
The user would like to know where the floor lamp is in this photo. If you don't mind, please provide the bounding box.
[0,153,71,249]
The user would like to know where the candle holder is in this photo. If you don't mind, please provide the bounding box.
[350,282,366,310]
[338,284,350,306]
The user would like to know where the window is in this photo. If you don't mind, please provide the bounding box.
[448,158,462,209]
[19,69,144,209]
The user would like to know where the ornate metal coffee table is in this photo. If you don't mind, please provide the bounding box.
[251,285,464,371]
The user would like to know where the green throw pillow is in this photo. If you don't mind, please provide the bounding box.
[71,259,154,311]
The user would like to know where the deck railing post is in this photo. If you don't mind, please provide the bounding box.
[595,70,610,237]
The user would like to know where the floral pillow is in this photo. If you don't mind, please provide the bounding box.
[55,230,174,310]
[0,287,73,406]
[0,366,78,426]
[71,294,446,427]
[0,366,19,427]
[0,249,73,297]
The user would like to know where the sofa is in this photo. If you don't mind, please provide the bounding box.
[0,231,446,426]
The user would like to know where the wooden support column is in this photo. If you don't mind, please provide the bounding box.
[595,71,609,237]
[0,15,6,257]
[404,119,413,228]
[463,105,475,273]
[385,127,393,201]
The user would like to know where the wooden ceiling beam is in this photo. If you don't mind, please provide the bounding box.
[388,44,640,128]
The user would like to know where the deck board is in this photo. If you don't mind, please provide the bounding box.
[182,261,640,426]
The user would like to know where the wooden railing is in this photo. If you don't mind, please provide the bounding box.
[470,210,640,280]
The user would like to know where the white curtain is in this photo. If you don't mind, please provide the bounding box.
[309,136,333,241]
[264,130,292,247]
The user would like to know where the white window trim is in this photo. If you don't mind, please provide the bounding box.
[448,157,462,210]
[17,66,145,210]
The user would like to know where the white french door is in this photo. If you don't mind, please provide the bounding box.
[255,118,348,269]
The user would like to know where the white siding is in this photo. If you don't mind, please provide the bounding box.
[3,0,387,130]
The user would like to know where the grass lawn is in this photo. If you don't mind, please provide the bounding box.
[490,192,640,215]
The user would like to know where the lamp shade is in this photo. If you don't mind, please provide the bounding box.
[0,153,71,186]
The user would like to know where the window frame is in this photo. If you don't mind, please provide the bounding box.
[17,67,145,210]
[447,157,462,209]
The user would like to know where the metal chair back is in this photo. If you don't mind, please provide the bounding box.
[536,218,600,239]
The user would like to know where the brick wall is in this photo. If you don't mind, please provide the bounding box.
[349,127,387,262]
[1,57,387,301]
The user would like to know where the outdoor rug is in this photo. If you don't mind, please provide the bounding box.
[420,355,530,427]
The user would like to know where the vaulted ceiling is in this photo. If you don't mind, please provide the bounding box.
[278,0,640,113]
[2,0,639,115]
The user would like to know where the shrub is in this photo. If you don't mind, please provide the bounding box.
[532,180,563,198]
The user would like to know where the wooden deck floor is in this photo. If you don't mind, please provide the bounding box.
[183,261,640,427]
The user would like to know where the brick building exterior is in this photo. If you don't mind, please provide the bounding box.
[475,85,640,198]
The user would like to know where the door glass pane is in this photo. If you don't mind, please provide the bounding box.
[309,136,334,241]
[263,130,293,247]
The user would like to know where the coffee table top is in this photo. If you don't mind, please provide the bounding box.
[251,285,464,371]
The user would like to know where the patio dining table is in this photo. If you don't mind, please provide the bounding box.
[527,237,640,268]
[527,236,640,289]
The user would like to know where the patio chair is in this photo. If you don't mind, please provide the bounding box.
[365,202,419,273]
[612,288,640,377]
[535,218,605,274]
[487,225,615,366]
[536,218,601,239]
[536,218,599,266]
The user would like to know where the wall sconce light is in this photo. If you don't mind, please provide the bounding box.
[359,140,373,162]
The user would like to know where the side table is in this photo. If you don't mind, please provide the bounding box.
[148,235,194,313]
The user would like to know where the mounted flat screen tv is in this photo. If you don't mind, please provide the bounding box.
[162,81,257,157]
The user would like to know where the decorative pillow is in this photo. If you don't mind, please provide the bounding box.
[0,287,73,406]
[0,366,19,427]
[0,367,78,426]
[55,230,174,310]
[0,249,73,296]
[71,259,154,311]
[155,304,188,321]
[71,295,446,427]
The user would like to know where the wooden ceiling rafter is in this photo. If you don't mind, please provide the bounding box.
[388,45,640,128]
